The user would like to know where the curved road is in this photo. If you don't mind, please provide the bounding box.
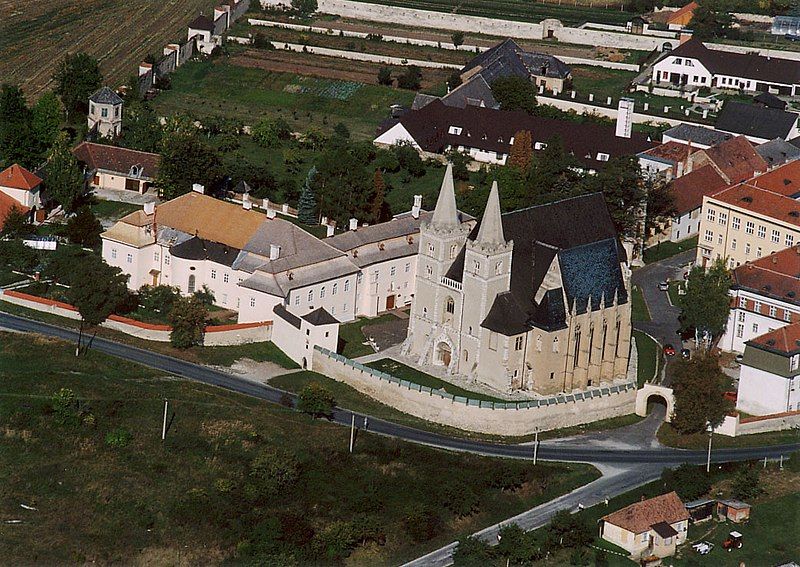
[1,312,798,465]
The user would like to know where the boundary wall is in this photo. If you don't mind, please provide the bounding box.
[313,346,637,435]
[716,409,800,437]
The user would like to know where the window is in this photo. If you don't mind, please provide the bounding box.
[111,248,117,259]
[786,234,795,247]
[758,225,766,239]
[223,273,229,283]
[745,221,754,234]
[772,229,781,243]
[371,270,379,282]
[732,216,741,230]
[515,336,523,351]
[250,297,256,308]
[114,106,120,118]
[752,323,759,334]
[308,290,313,302]
[685,60,693,66]
[320,286,326,298]
[736,324,744,338]
[472,260,481,273]
[674,58,682,64]
[154,251,160,262]
[754,301,762,313]
[450,244,458,259]
[757,247,762,258]
[331,306,335,315]
[448,126,462,135]
[187,274,195,293]
[295,295,300,306]
[739,296,747,308]
[211,269,216,279]
[704,229,713,243]
[332,283,338,296]
[126,253,133,264]
[745,243,751,255]
[390,266,396,277]
[731,239,737,250]
[573,328,581,368]
[445,297,455,314]
[222,293,227,305]
[719,212,727,225]
[717,233,723,245]
[164,254,170,266]
[552,337,559,353]
[707,209,716,222]
[90,103,95,115]
[405,262,410,273]
[344,279,350,292]
[738,311,745,322]
[101,107,108,118]
[428,243,434,255]
[597,153,610,162]
[536,335,542,352]
[426,265,433,277]
[343,303,349,313]
[785,310,793,322]
[495,261,502,275]
[769,305,777,317]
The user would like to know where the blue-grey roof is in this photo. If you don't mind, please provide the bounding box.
[663,123,732,146]
[559,238,628,315]
[462,38,571,84]
[755,138,800,168]
[716,101,799,140]
[170,236,238,267]
[412,75,499,111]
[89,86,123,105]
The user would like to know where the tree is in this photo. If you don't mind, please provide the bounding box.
[447,70,463,91]
[377,66,393,86]
[53,53,102,118]
[587,155,646,238]
[0,84,38,168]
[193,285,215,307]
[252,117,291,148]
[679,259,732,344]
[120,102,162,153]
[661,464,711,500]
[291,0,318,15]
[507,130,533,172]
[543,510,593,552]
[451,31,465,48]
[402,504,443,543]
[157,130,222,200]
[298,166,318,225]
[1,205,32,237]
[371,169,388,223]
[732,466,762,500]
[394,143,425,177]
[66,207,102,248]
[229,161,277,200]
[296,382,336,418]
[137,284,181,315]
[491,76,538,114]
[397,66,422,90]
[45,131,85,214]
[0,239,38,272]
[169,295,208,349]
[333,122,350,142]
[672,354,733,434]
[453,536,493,566]
[691,2,736,40]
[31,91,63,158]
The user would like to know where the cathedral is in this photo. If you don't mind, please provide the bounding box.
[403,165,632,396]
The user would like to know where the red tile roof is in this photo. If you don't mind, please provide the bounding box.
[710,183,800,228]
[0,164,42,191]
[72,142,160,179]
[666,1,698,24]
[602,492,689,534]
[670,165,729,215]
[748,321,800,355]
[751,159,800,196]
[0,191,30,229]
[643,141,699,167]
[702,136,767,184]
[733,246,800,307]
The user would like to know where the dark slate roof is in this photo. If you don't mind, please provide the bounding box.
[412,75,499,111]
[169,236,239,266]
[189,15,216,31]
[668,39,800,85]
[273,304,301,329]
[754,92,787,110]
[303,307,338,326]
[454,193,627,336]
[462,38,571,83]
[716,101,799,140]
[755,138,800,168]
[393,100,654,170]
[663,123,732,146]
[89,86,123,105]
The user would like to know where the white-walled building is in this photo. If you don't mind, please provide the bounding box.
[188,15,221,55]
[0,164,42,210]
[73,142,160,194]
[737,322,800,415]
[87,87,123,138]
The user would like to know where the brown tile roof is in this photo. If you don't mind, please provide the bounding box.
[732,246,800,307]
[643,141,699,166]
[667,1,698,25]
[0,164,42,191]
[710,183,800,228]
[751,159,800,197]
[670,165,729,215]
[0,191,29,229]
[702,136,767,184]
[748,321,800,355]
[72,142,160,179]
[602,492,689,534]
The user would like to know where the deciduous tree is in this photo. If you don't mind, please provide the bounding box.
[121,102,162,153]
[157,130,222,200]
[53,53,102,118]
[671,354,732,434]
[0,84,38,168]
[491,76,538,114]
[397,66,422,90]
[451,31,465,47]
[66,207,103,248]
[297,382,336,418]
[169,295,208,349]
[507,130,533,172]
[377,67,393,86]
[31,91,63,157]
[679,259,732,344]
[0,206,33,237]
[45,131,86,214]
[732,466,762,500]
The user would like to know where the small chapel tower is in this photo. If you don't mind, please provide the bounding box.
[88,87,123,138]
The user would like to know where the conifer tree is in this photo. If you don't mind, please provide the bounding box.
[371,169,386,223]
[298,166,318,225]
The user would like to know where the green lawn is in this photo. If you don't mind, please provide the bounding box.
[337,313,397,358]
[569,66,638,101]
[643,236,698,264]
[633,330,661,387]
[631,285,650,322]
[0,269,27,287]
[657,422,800,450]
[196,340,299,368]
[367,358,511,404]
[668,280,685,307]
[90,199,141,221]
[0,332,598,565]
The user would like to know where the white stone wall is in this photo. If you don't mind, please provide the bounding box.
[270,41,461,69]
[670,209,700,242]
[737,364,799,415]
[0,185,40,209]
[356,257,416,317]
[273,316,337,369]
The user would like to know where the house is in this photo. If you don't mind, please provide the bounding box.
[719,246,800,354]
[696,160,800,268]
[639,141,700,179]
[402,170,631,395]
[668,165,729,242]
[0,191,29,231]
[271,305,339,370]
[715,102,800,144]
[460,38,572,93]
[661,123,732,150]
[374,99,654,171]
[716,500,751,523]
[600,492,690,559]
[737,321,800,415]
[0,164,43,211]
[755,138,800,168]
[754,91,787,111]
[665,1,698,29]
[87,87,123,138]
[188,15,221,54]
[651,39,800,96]
[412,75,499,111]
[72,142,160,195]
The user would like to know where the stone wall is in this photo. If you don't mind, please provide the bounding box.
[313,347,637,435]
[271,42,461,69]
[535,95,688,127]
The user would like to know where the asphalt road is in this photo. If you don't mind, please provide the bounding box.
[1,311,798,466]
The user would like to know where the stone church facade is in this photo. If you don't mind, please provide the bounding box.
[403,166,632,396]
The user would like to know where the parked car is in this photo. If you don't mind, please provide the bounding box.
[664,344,676,356]
[659,281,669,291]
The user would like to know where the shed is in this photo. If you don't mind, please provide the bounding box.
[684,498,715,523]
[716,499,751,523]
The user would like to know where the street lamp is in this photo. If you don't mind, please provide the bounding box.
[706,421,713,473]
[533,427,540,465]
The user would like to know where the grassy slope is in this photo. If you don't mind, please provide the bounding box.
[633,329,661,388]
[643,236,698,264]
[0,332,597,565]
[631,285,650,322]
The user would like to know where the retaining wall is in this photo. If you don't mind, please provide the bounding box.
[535,95,689,126]
[313,347,637,435]
[271,42,461,69]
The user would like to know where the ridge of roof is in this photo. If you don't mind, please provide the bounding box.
[0,163,42,191]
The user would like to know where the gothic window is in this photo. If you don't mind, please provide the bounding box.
[450,244,458,259]
[445,297,455,314]
[514,336,523,351]
[489,331,498,351]
[614,320,621,358]
[536,335,542,352]
[464,350,469,361]
[552,337,559,353]
[426,265,433,277]
[428,243,435,255]
[573,328,581,368]
[472,260,481,274]
[601,322,608,360]
[187,274,196,294]
[495,261,502,275]
[588,325,594,364]
[332,283,338,295]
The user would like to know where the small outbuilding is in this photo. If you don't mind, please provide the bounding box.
[716,499,751,523]
[684,498,715,524]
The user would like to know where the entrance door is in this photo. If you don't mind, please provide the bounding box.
[437,342,452,367]
[386,295,395,310]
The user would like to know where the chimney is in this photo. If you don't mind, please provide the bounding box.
[242,193,252,210]
[269,244,281,260]
[192,183,205,194]
[349,218,358,231]
[615,98,633,139]
[412,194,422,219]
[326,224,335,237]
[676,161,684,177]
[143,201,156,216]
[267,208,276,219]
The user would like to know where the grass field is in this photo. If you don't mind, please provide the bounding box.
[644,236,698,264]
[631,285,650,322]
[0,0,219,98]
[0,332,598,565]
[337,313,398,358]
[633,329,661,387]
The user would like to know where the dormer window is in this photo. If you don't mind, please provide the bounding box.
[674,58,682,64]
[597,153,610,162]
[129,165,142,177]
[448,126,463,135]
[534,142,547,150]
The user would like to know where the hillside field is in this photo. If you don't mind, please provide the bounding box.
[0,0,219,98]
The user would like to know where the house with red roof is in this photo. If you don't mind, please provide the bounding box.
[738,320,800,415]
[72,142,160,195]
[0,163,43,210]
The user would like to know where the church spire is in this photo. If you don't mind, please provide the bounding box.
[431,163,459,229]
[475,181,505,246]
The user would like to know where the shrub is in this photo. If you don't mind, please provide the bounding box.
[396,65,422,90]
[297,383,336,418]
[439,481,480,517]
[248,448,300,498]
[377,67,392,86]
[543,510,593,552]
[402,504,443,542]
[138,284,181,314]
[105,427,132,448]
[51,388,92,427]
[453,536,493,566]
[169,295,208,349]
[732,466,762,500]
[661,464,711,500]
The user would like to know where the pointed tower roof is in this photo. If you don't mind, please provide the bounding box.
[431,164,459,228]
[475,181,505,246]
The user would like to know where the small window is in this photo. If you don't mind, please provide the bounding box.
[596,153,610,162]
[308,290,313,302]
[448,126,463,135]
[515,336,523,351]
[707,209,716,222]
[446,297,455,314]
[731,239,737,250]
[223,273,229,283]
[719,212,727,225]
[732,216,741,230]
[320,286,326,298]
[704,230,713,243]
[754,301,762,313]
[344,279,350,292]
[390,266,396,277]
[111,248,117,259]
[154,251,160,262]
[736,324,744,338]
[495,260,502,275]
[250,297,256,308]
[758,225,766,239]
[489,331,498,351]
[101,107,108,118]
[772,229,780,244]
[164,255,170,266]
[552,337,559,353]
[769,305,777,317]
[211,269,216,279]
[332,283,338,295]
[295,295,300,306]
[405,262,410,273]
[126,253,133,264]
[739,297,747,308]
[745,221,754,235]
[752,323,759,334]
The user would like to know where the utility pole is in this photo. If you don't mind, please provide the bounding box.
[533,427,540,465]
[349,414,355,453]
[706,428,713,473]
[161,399,169,441]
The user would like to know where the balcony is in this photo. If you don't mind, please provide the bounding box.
[441,276,462,292]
